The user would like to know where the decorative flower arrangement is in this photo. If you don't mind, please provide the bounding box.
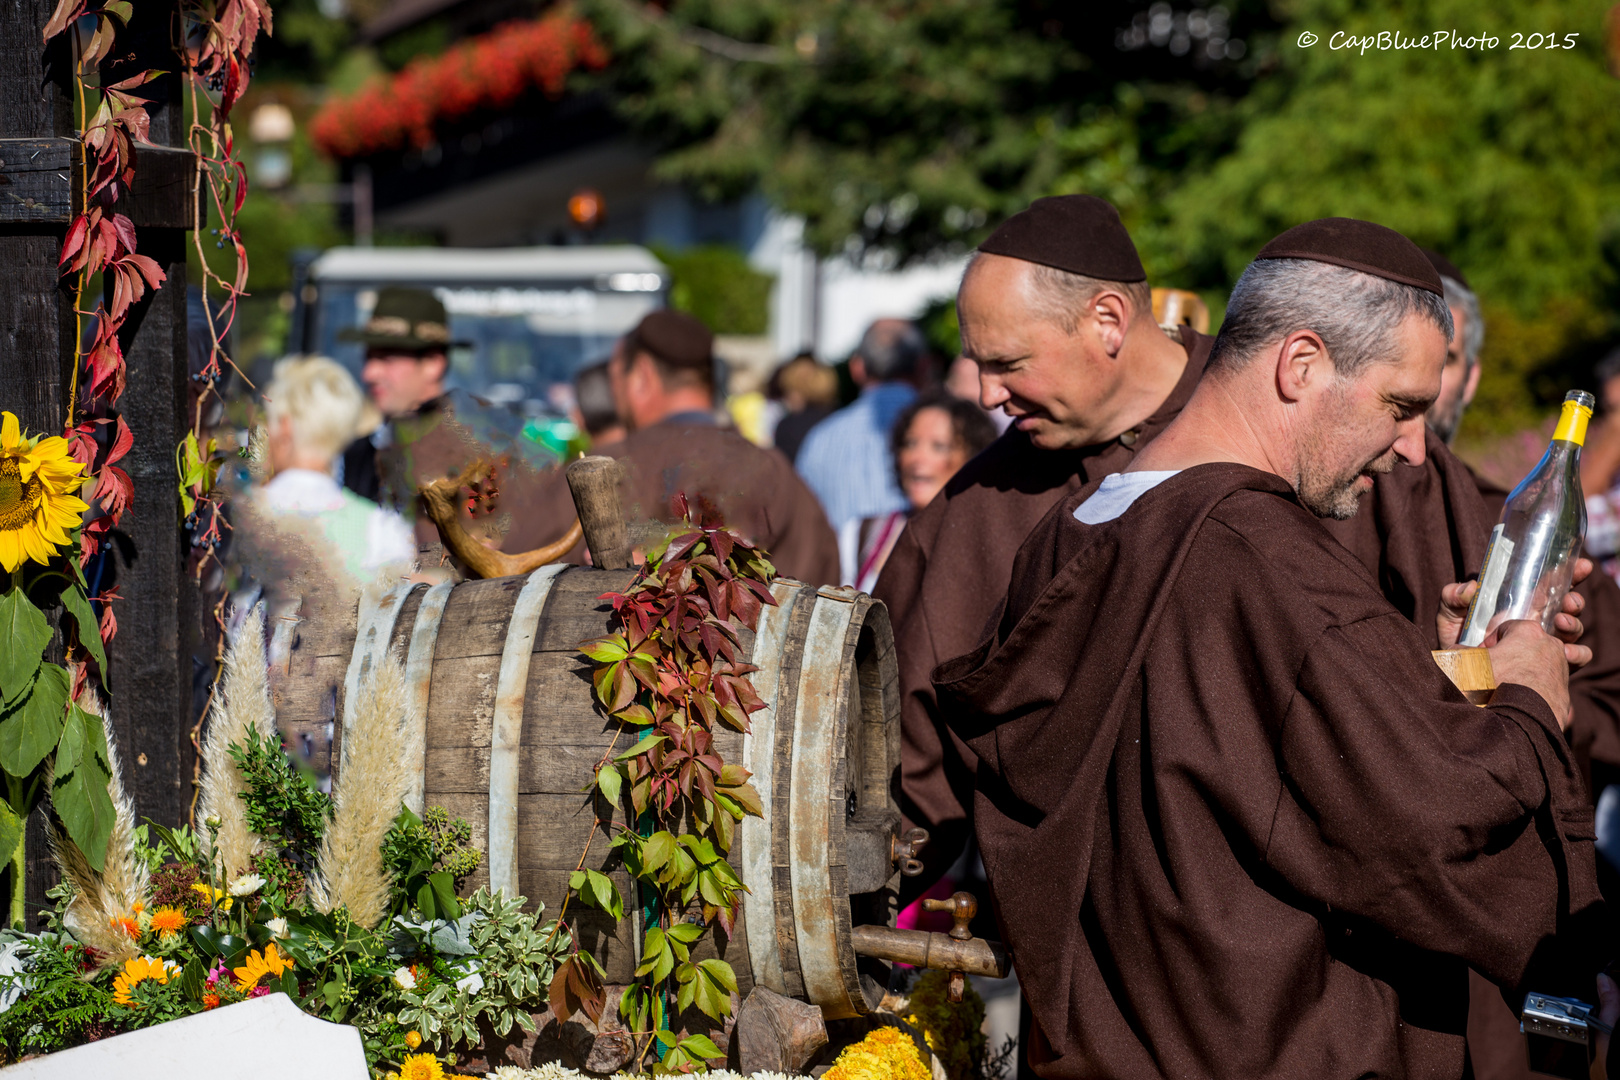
[821,1026,932,1080]
[0,618,575,1075]
[309,9,607,160]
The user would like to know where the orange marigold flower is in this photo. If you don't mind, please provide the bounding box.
[149,906,187,939]
[202,993,221,1010]
[398,1054,444,1080]
[404,1030,422,1050]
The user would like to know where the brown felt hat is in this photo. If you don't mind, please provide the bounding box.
[977,195,1146,282]
[1256,218,1443,295]
[338,285,470,350]
[1420,247,1471,292]
[629,309,713,372]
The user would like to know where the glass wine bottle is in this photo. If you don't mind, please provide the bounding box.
[1460,390,1596,646]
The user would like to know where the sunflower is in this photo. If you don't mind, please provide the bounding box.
[111,956,176,1006]
[397,1053,444,1080]
[149,906,188,939]
[233,942,293,992]
[0,411,88,572]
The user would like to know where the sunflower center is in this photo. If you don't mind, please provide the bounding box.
[0,456,44,531]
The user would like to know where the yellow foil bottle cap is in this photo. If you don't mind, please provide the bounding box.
[1553,390,1595,446]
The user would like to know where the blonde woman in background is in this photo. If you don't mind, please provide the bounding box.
[257,356,416,588]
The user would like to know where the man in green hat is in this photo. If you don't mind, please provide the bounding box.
[340,286,570,557]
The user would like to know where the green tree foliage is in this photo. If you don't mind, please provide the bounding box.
[1140,0,1620,432]
[581,0,1270,265]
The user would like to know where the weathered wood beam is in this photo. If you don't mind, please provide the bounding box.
[0,139,195,227]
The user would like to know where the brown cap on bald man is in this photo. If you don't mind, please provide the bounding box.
[977,194,1148,282]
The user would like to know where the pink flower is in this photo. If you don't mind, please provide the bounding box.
[249,985,272,998]
[205,959,228,988]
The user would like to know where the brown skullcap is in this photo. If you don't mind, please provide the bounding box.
[630,309,713,372]
[977,195,1146,282]
[1420,247,1471,292]
[1256,218,1443,295]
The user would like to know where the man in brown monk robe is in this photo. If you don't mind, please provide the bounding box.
[872,196,1213,894]
[530,310,840,585]
[1320,249,1620,1080]
[936,219,1604,1080]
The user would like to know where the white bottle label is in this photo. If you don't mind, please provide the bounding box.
[1462,524,1514,647]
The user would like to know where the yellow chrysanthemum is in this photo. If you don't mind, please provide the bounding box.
[191,883,233,912]
[233,942,294,992]
[397,1053,444,1080]
[111,955,176,1006]
[823,1026,931,1080]
[149,906,188,939]
[0,411,88,572]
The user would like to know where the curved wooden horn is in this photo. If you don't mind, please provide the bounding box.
[419,461,584,580]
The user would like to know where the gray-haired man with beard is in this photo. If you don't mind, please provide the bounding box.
[935,219,1602,1080]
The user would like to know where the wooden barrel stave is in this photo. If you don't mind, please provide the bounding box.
[274,565,898,1019]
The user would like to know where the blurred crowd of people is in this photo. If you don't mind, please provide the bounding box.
[241,282,1015,601]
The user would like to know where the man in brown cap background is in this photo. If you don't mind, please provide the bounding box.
[876,193,1214,894]
[339,285,569,556]
[533,309,840,585]
[938,218,1602,1080]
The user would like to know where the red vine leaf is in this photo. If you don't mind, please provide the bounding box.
[97,586,120,644]
[41,0,88,40]
[105,414,133,467]
[98,464,133,520]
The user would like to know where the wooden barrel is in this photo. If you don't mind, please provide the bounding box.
[269,565,902,1019]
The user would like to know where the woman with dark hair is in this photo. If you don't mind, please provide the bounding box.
[842,392,998,591]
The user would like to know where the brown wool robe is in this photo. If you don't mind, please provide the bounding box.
[934,464,1603,1080]
[528,417,841,587]
[874,327,1213,892]
[1323,433,1620,1080]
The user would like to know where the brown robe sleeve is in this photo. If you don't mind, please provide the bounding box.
[1269,615,1599,989]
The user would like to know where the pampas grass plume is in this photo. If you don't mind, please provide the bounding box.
[53,693,147,966]
[311,653,422,928]
[197,606,279,877]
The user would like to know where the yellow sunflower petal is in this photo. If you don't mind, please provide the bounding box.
[0,531,21,573]
[0,413,17,451]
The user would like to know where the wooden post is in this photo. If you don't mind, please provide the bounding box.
[2,0,81,923]
[100,0,200,846]
[0,0,196,917]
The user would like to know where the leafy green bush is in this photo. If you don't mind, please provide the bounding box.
[653,245,773,336]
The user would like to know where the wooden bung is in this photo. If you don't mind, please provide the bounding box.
[1431,646,1496,706]
[565,455,633,569]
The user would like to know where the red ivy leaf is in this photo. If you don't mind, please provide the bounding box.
[105,415,133,467]
[98,464,133,521]
[58,214,89,270]
[97,586,120,644]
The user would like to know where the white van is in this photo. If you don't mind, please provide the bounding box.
[294,245,667,416]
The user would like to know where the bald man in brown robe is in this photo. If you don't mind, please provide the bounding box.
[873,196,1211,894]
[937,221,1605,1080]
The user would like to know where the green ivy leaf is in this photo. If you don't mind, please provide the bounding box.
[596,763,623,805]
[58,580,107,676]
[641,830,676,873]
[0,663,69,777]
[680,1033,726,1060]
[0,800,24,871]
[0,586,50,701]
[614,731,666,762]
